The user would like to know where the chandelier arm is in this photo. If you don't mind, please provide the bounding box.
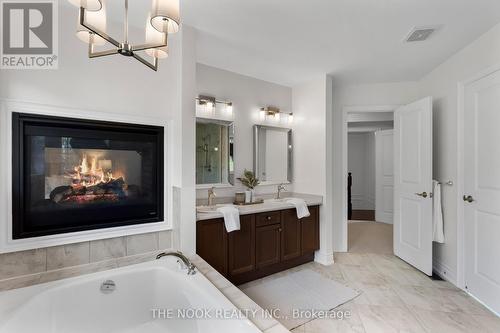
[132,29,167,51]
[88,34,118,58]
[131,42,168,52]
[80,7,121,48]
[89,47,118,58]
[133,53,159,71]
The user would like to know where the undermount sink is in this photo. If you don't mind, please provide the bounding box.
[263,198,288,204]
[196,204,234,213]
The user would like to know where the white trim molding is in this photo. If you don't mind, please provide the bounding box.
[340,105,400,251]
[433,258,458,286]
[0,99,173,253]
[314,250,334,266]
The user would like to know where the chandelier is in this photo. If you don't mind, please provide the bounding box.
[68,0,180,71]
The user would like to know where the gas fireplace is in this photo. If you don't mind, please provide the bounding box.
[12,113,164,239]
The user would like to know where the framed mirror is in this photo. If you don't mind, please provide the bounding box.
[253,125,292,185]
[196,118,234,188]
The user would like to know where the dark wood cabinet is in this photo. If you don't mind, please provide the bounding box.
[256,223,281,269]
[255,211,281,227]
[301,206,320,255]
[196,218,228,276]
[228,215,256,278]
[280,209,301,261]
[196,205,320,285]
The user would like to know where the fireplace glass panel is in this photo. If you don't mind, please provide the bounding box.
[13,113,164,239]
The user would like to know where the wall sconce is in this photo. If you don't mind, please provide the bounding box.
[225,102,233,116]
[260,106,293,124]
[196,95,233,117]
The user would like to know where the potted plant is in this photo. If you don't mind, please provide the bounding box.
[238,169,260,203]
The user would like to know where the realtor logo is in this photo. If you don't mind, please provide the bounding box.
[1,0,58,69]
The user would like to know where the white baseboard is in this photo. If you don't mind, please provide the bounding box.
[314,250,334,266]
[433,259,459,287]
[467,290,500,317]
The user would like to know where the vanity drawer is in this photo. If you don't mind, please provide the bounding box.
[256,211,281,227]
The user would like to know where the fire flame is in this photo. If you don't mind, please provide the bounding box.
[70,154,123,187]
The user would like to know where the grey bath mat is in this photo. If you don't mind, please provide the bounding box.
[239,269,359,330]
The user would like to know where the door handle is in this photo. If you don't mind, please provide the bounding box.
[415,192,428,198]
[463,195,474,203]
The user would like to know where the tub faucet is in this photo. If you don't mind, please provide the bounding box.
[208,187,216,206]
[156,251,196,275]
[277,183,286,199]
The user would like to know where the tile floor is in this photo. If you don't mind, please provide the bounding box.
[278,253,500,332]
[238,222,499,332]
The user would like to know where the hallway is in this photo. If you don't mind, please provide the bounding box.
[348,221,393,254]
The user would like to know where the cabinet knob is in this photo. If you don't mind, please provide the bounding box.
[278,228,282,232]
[267,216,272,220]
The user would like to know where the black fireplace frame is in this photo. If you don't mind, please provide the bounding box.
[12,112,164,239]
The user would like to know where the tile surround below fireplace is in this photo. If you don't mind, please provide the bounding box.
[0,230,172,290]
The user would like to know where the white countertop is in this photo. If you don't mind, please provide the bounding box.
[196,193,323,221]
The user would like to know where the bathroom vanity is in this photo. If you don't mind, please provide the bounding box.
[196,197,321,285]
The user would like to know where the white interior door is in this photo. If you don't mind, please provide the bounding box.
[394,97,433,275]
[464,70,500,314]
[375,130,394,224]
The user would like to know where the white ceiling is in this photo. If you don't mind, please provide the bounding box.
[180,0,500,86]
[71,0,500,87]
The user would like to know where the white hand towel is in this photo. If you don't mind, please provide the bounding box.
[217,206,240,232]
[432,180,445,243]
[285,198,310,219]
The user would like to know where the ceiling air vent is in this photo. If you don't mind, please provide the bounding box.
[405,27,438,42]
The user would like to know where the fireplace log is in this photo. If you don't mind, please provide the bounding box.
[50,186,73,203]
[49,178,130,204]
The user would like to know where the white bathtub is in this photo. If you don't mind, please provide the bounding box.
[0,257,262,333]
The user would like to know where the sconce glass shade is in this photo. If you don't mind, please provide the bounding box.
[150,0,180,34]
[76,0,107,45]
[259,109,267,121]
[226,103,233,115]
[68,0,102,11]
[288,113,294,124]
[145,16,168,59]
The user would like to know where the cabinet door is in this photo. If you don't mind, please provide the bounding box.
[256,224,281,269]
[301,206,320,255]
[281,209,301,261]
[196,218,228,276]
[228,215,256,277]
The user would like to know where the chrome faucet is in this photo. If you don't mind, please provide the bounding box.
[208,187,217,206]
[277,183,286,199]
[156,251,196,275]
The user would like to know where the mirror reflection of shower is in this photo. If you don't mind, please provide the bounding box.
[196,119,234,186]
[199,134,215,172]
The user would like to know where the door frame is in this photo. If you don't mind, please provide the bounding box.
[457,62,500,292]
[341,105,400,251]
